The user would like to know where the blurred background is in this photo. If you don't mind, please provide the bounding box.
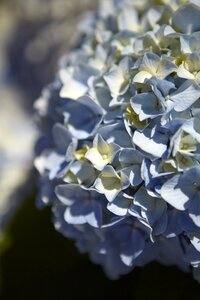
[0,0,200,299]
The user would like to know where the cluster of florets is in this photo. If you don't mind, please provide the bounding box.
[35,0,200,281]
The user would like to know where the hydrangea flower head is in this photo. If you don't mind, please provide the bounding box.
[35,0,200,281]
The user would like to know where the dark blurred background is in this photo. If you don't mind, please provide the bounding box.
[1,195,200,300]
[0,0,200,299]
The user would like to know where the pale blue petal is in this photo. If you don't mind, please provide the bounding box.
[161,174,191,210]
[172,4,200,34]
[63,96,104,139]
[170,80,200,112]
[133,127,168,158]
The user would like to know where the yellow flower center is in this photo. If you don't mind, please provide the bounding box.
[124,105,148,129]
[74,145,89,160]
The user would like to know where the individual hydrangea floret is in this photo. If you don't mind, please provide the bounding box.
[85,134,120,171]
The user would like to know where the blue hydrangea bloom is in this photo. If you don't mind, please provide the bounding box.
[35,0,200,282]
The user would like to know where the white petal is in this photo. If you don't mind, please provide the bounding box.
[161,175,189,210]
[85,148,107,171]
[60,79,88,100]
[177,64,195,80]
[133,71,152,83]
